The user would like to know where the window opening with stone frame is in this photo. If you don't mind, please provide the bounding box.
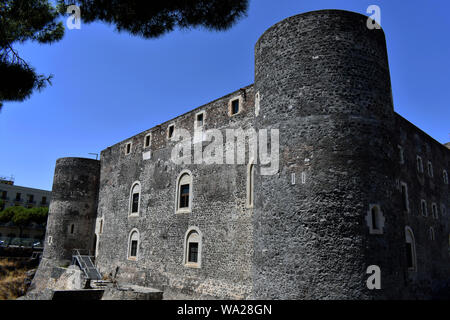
[195,112,205,128]
[168,124,175,139]
[125,142,132,155]
[421,199,427,217]
[184,228,201,267]
[444,170,448,185]
[428,161,434,178]
[144,134,151,148]
[128,230,139,260]
[432,203,438,219]
[177,172,192,213]
[231,99,240,115]
[129,182,141,216]
[416,156,423,173]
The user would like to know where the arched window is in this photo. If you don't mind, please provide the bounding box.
[416,156,423,173]
[184,227,202,268]
[176,171,192,213]
[129,182,141,216]
[247,161,255,208]
[405,226,417,272]
[427,161,434,178]
[432,203,438,219]
[429,227,435,241]
[127,229,140,260]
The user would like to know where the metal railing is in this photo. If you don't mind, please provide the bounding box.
[71,249,102,280]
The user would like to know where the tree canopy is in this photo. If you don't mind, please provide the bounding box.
[0,206,49,226]
[0,0,65,110]
[0,0,249,110]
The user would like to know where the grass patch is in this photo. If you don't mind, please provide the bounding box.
[0,258,35,300]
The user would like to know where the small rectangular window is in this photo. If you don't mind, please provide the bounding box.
[1,191,6,200]
[188,242,198,263]
[168,125,175,139]
[144,134,151,148]
[132,193,139,213]
[27,194,34,203]
[130,240,138,257]
[421,200,427,216]
[231,99,240,115]
[432,203,438,219]
[196,113,204,127]
[15,193,21,201]
[125,142,132,155]
[41,196,47,205]
[179,185,190,208]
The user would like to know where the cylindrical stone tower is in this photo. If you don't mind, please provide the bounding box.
[253,10,402,299]
[43,157,101,263]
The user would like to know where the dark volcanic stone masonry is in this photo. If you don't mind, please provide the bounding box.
[31,10,449,299]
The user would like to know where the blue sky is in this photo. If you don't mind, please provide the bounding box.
[0,0,449,191]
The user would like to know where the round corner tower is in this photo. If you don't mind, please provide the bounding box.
[43,157,101,264]
[253,10,402,299]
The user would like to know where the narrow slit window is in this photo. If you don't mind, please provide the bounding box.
[401,183,409,212]
[428,161,433,178]
[144,134,151,148]
[125,142,132,155]
[168,125,175,139]
[371,207,378,230]
[406,242,413,268]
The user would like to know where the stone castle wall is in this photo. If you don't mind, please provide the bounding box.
[95,86,257,299]
[30,9,450,300]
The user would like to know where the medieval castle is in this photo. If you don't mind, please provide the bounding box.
[28,10,449,299]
